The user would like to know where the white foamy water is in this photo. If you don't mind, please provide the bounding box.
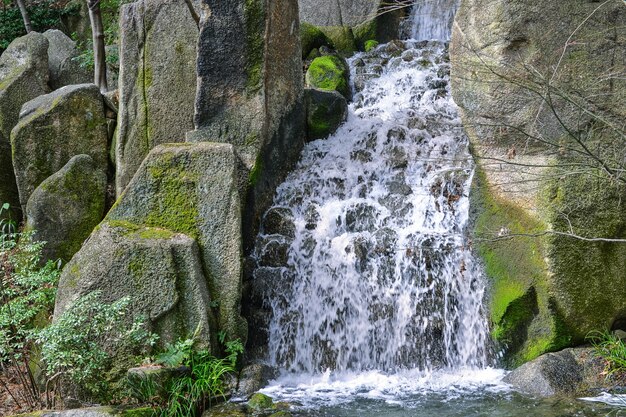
[260,368,509,408]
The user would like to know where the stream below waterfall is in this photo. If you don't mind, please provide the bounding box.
[246,2,626,416]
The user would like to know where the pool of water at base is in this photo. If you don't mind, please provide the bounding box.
[256,369,626,417]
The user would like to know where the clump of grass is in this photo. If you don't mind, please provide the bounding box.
[588,331,626,376]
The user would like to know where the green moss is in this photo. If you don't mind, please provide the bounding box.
[352,20,377,50]
[137,228,176,240]
[300,22,333,58]
[244,0,265,94]
[248,392,274,410]
[364,40,379,52]
[472,167,566,365]
[142,156,200,239]
[305,55,350,99]
[248,153,263,186]
[118,408,155,417]
[318,26,356,53]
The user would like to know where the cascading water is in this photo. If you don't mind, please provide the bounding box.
[253,2,488,376]
[411,0,460,41]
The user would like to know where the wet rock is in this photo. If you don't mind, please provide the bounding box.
[202,403,247,417]
[386,146,408,169]
[263,207,296,238]
[387,181,412,196]
[305,88,348,140]
[258,237,291,268]
[351,149,373,163]
[305,205,320,230]
[25,155,107,263]
[11,84,108,209]
[235,363,279,398]
[345,203,378,232]
[504,349,583,397]
[385,39,406,56]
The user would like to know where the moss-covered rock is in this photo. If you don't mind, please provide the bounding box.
[301,22,333,58]
[11,406,155,416]
[25,154,107,263]
[0,32,50,222]
[54,220,216,350]
[304,88,348,140]
[305,55,350,100]
[454,0,626,366]
[106,142,246,343]
[115,0,199,194]
[247,392,274,410]
[364,40,379,52]
[11,83,108,211]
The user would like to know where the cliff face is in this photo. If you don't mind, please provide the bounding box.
[451,0,626,365]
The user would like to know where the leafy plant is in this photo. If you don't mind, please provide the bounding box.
[588,331,626,377]
[34,291,158,404]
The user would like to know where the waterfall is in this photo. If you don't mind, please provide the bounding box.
[411,0,461,41]
[251,0,489,376]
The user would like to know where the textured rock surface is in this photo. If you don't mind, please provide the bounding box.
[0,32,49,220]
[11,84,108,209]
[305,56,350,99]
[504,349,583,397]
[305,88,348,140]
[504,347,613,397]
[115,0,199,194]
[235,363,279,398]
[298,0,405,52]
[453,0,626,364]
[43,29,91,90]
[25,155,107,263]
[54,221,215,349]
[107,143,244,342]
[191,0,306,254]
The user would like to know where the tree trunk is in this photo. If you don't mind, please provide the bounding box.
[87,0,108,93]
[15,0,33,33]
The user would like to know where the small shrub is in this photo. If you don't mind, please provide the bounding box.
[0,204,60,410]
[34,292,158,404]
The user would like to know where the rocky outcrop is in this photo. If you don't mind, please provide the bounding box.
[298,0,406,52]
[114,0,199,194]
[451,0,626,364]
[25,155,107,263]
[43,29,91,90]
[11,84,108,210]
[54,221,216,349]
[304,88,348,140]
[0,32,49,220]
[191,0,306,254]
[13,406,153,416]
[106,142,245,343]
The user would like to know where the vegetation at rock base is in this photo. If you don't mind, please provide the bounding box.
[588,331,626,378]
[127,334,244,417]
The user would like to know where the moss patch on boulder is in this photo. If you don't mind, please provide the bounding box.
[300,22,333,59]
[305,55,350,100]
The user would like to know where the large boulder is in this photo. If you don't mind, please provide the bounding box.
[11,83,108,210]
[54,221,216,350]
[304,88,348,140]
[43,29,91,90]
[114,0,200,194]
[451,0,626,365]
[190,0,306,253]
[25,155,107,263]
[106,142,245,342]
[0,32,50,220]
